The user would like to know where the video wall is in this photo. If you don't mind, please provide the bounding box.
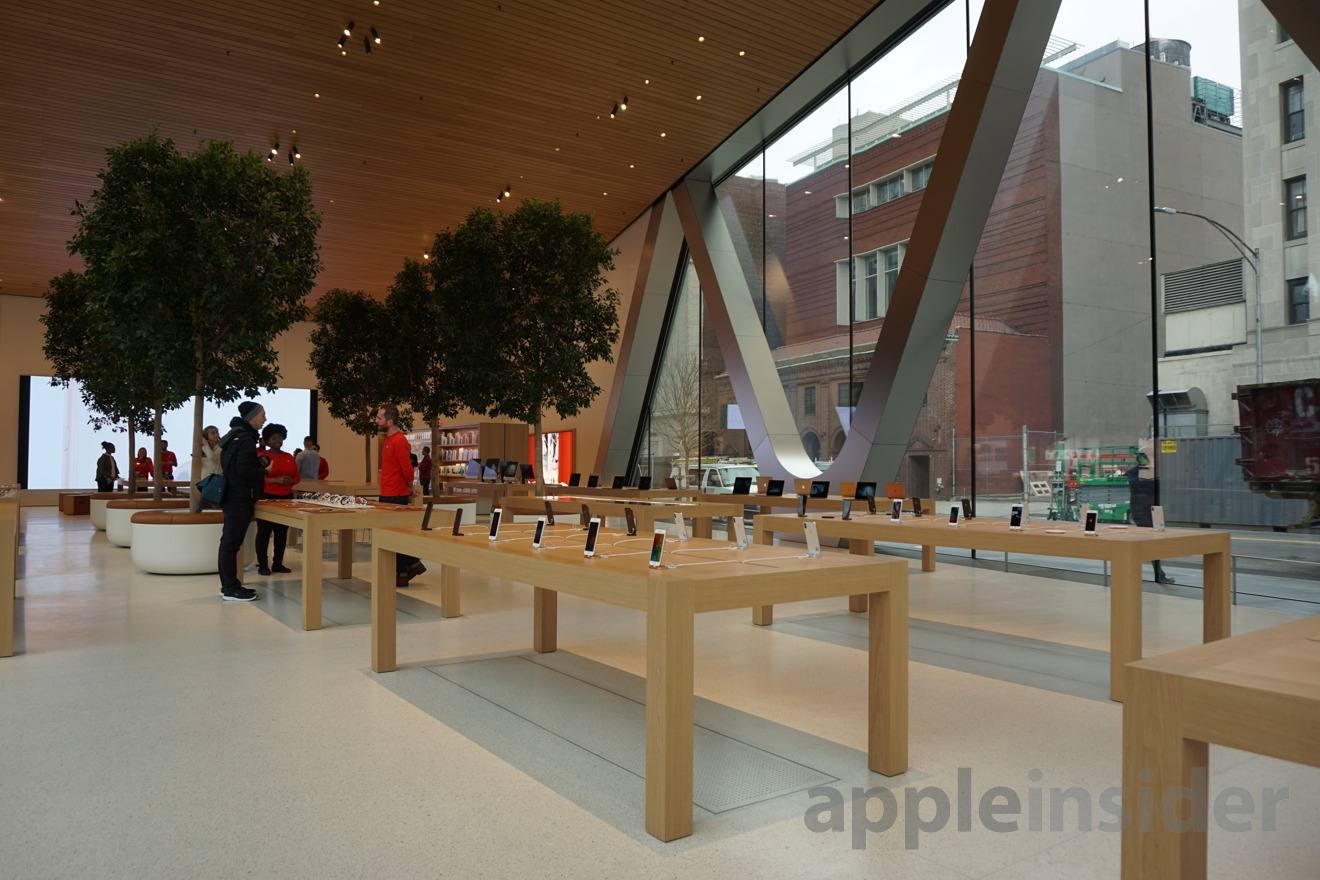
[20,376,314,490]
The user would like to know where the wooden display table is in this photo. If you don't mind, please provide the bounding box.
[496,494,742,539]
[369,524,909,842]
[294,480,382,497]
[252,499,450,630]
[564,486,701,501]
[754,513,1232,702]
[1121,615,1320,879]
[1,494,18,657]
[442,480,538,515]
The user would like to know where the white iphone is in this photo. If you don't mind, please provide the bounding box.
[532,516,547,549]
[487,508,502,541]
[1084,510,1099,535]
[1151,505,1166,531]
[730,515,747,549]
[648,528,667,568]
[674,512,688,542]
[890,498,903,523]
[583,517,602,557]
[803,520,821,558]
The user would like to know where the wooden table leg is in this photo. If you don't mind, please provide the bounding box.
[440,564,461,618]
[533,587,557,653]
[1121,668,1208,880]
[1203,547,1231,644]
[337,528,355,578]
[848,537,872,613]
[692,516,713,539]
[1109,550,1141,702]
[645,581,694,842]
[752,517,773,626]
[371,546,397,672]
[301,525,323,631]
[921,544,936,572]
[868,582,909,775]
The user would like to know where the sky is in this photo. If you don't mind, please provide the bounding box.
[756,0,1244,183]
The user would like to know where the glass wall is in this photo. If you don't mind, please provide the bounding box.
[635,0,1320,607]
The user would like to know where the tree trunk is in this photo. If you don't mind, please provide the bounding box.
[429,417,440,497]
[151,401,164,502]
[127,422,137,494]
[189,392,204,513]
[533,411,545,497]
[364,433,372,483]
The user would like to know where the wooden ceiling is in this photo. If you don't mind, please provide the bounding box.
[1,0,880,301]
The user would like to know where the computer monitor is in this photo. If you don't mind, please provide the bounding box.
[464,458,482,480]
[731,476,752,495]
[664,477,678,490]
[484,457,500,480]
[765,479,785,497]
[520,464,535,482]
[501,460,520,480]
[586,474,600,488]
[809,480,830,499]
[568,472,581,487]
[636,475,652,491]
[610,474,626,489]
[854,482,877,499]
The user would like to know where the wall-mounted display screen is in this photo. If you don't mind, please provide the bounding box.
[19,376,312,490]
[527,430,574,484]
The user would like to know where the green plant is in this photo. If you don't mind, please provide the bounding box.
[67,131,321,507]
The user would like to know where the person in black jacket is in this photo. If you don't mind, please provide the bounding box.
[216,401,269,601]
[1126,446,1175,585]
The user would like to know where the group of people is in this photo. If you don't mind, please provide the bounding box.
[214,401,422,602]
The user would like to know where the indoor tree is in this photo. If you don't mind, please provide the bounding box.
[431,199,620,493]
[67,131,321,508]
[41,271,157,492]
[308,288,411,480]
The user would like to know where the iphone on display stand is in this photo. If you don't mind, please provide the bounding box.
[730,515,747,549]
[624,507,638,536]
[948,506,960,527]
[451,507,464,536]
[1079,503,1090,523]
[961,498,973,520]
[583,518,602,557]
[910,497,923,518]
[890,498,903,523]
[532,516,547,548]
[421,502,435,531]
[796,494,808,517]
[1151,505,1166,531]
[488,508,503,541]
[580,504,591,529]
[1009,506,1023,530]
[544,501,556,525]
[674,513,688,542]
[803,520,821,558]
[841,499,853,521]
[866,495,876,515]
[1084,510,1099,535]
[648,528,667,567]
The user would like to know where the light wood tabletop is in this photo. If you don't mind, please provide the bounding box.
[1121,615,1320,879]
[252,499,449,631]
[754,512,1232,702]
[369,523,910,842]
[496,494,743,539]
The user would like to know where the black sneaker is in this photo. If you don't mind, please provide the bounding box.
[257,564,272,576]
[221,587,258,602]
[271,563,292,574]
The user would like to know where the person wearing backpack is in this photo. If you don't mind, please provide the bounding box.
[216,402,269,602]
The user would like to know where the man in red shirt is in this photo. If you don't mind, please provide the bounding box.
[159,439,178,480]
[418,446,433,497]
[376,404,425,587]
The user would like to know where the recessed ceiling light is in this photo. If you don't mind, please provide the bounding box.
[739,50,745,56]
[698,36,705,42]
[804,191,812,194]
[696,95,702,100]
[629,164,634,168]
[314,93,320,98]
[644,79,650,84]
[660,132,666,137]
[603,192,608,196]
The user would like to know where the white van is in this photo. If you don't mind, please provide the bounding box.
[671,460,760,494]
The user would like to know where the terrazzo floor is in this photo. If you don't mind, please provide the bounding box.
[2,507,1317,879]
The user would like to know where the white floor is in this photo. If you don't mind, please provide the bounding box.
[2,507,1318,879]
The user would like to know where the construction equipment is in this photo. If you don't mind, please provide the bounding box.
[1047,443,1139,522]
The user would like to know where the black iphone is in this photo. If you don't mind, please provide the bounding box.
[451,507,464,536]
[624,506,637,536]
[421,502,434,530]
[796,494,808,517]
[544,500,556,526]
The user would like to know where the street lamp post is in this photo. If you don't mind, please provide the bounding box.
[1153,206,1263,384]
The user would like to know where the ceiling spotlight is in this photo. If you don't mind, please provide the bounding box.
[270,142,279,155]
[620,97,628,110]
[288,151,295,166]
[371,27,380,43]
[293,146,301,159]
[610,104,618,118]
[344,21,355,35]
[364,36,371,53]
[503,185,511,198]
[337,35,347,48]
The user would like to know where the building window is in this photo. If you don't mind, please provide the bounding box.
[876,176,904,204]
[837,381,863,408]
[803,386,816,415]
[851,187,871,213]
[909,161,934,191]
[1282,78,1304,144]
[1285,176,1307,239]
[860,252,880,319]
[882,244,901,306]
[1287,277,1312,324]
